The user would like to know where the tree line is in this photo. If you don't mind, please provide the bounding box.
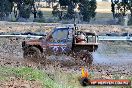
[111,0,132,24]
[0,0,97,22]
[53,0,97,22]
[0,0,37,20]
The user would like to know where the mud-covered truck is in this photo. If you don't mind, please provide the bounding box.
[22,26,98,65]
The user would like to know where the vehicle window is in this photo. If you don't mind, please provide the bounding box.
[87,35,95,43]
[52,29,68,41]
[49,29,68,42]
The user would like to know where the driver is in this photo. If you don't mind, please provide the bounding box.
[76,32,86,43]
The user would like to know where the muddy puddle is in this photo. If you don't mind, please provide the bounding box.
[93,42,132,65]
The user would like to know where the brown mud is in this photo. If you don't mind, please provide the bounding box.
[0,38,131,77]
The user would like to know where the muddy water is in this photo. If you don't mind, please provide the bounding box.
[93,41,132,65]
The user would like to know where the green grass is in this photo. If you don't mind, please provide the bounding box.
[0,66,131,88]
[0,67,55,88]
[0,66,81,88]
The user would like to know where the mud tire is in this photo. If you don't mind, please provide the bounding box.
[23,46,42,59]
[84,51,93,66]
[73,50,93,66]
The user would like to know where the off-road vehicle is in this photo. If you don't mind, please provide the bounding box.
[22,25,99,65]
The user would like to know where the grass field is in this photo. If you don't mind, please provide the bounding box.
[0,66,131,88]
[0,66,81,88]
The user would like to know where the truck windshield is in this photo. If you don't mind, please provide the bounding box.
[52,29,68,40]
[47,28,68,43]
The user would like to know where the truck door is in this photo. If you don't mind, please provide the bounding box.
[46,28,73,54]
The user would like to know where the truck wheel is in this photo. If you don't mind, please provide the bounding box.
[23,46,42,59]
[84,51,93,66]
[76,50,93,66]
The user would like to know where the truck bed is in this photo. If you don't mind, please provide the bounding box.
[73,43,98,52]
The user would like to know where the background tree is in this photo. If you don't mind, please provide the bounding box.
[0,0,13,20]
[128,0,132,25]
[58,0,97,21]
[65,0,75,19]
[10,0,37,19]
[111,0,132,25]
[58,0,70,20]
[52,3,60,17]
[79,0,97,22]
[59,0,70,6]
[17,0,34,19]
[111,2,115,18]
